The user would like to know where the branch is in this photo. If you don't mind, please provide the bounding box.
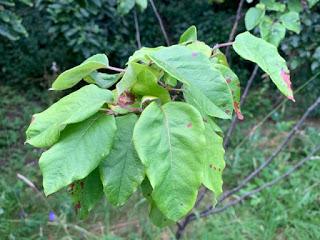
[200,144,320,217]
[133,9,142,49]
[177,144,320,228]
[220,96,320,202]
[225,0,245,60]
[107,66,125,72]
[212,41,234,50]
[224,65,259,148]
[149,0,171,46]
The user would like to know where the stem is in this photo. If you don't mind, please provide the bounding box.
[220,96,320,202]
[225,0,245,60]
[133,9,142,49]
[212,41,234,50]
[224,65,259,148]
[200,144,320,217]
[107,66,125,72]
[149,0,171,46]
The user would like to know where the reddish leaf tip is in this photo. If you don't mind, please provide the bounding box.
[233,102,244,120]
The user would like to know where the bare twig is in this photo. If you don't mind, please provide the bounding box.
[193,145,320,219]
[220,96,320,202]
[149,0,171,46]
[107,66,125,72]
[213,41,234,50]
[133,9,142,49]
[225,0,245,60]
[224,65,259,148]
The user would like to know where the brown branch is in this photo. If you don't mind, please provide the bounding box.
[193,145,320,219]
[224,65,259,148]
[107,66,125,72]
[225,0,245,60]
[212,41,234,50]
[133,9,142,49]
[149,0,171,46]
[220,96,320,202]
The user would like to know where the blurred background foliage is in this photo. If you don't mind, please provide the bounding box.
[1,0,320,239]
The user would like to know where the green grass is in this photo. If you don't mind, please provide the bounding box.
[0,84,319,239]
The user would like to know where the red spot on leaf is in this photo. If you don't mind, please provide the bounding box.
[225,109,231,115]
[192,52,198,57]
[187,123,192,128]
[226,78,231,84]
[117,91,136,107]
[280,69,295,102]
[234,102,244,120]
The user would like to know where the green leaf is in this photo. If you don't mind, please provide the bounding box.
[308,0,319,7]
[132,67,171,104]
[140,178,174,227]
[186,41,212,57]
[84,71,120,89]
[288,0,302,12]
[51,54,109,90]
[261,0,285,11]
[99,114,145,206]
[202,119,225,197]
[233,32,294,101]
[135,0,148,11]
[26,85,114,147]
[183,85,230,119]
[128,47,164,64]
[213,64,243,120]
[148,45,234,118]
[70,168,103,218]
[179,25,197,43]
[259,17,286,47]
[39,112,117,196]
[116,62,146,95]
[133,102,206,221]
[280,11,301,34]
[245,7,265,31]
[117,0,135,15]
[211,49,229,66]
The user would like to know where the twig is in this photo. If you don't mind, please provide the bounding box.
[194,145,320,219]
[212,41,234,50]
[133,9,142,49]
[149,0,171,46]
[107,66,125,72]
[225,0,245,60]
[220,96,320,202]
[224,65,259,147]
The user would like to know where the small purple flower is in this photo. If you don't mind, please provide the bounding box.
[48,211,56,222]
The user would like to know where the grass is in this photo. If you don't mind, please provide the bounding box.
[0,84,319,239]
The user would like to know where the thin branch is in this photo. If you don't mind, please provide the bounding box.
[200,144,320,217]
[220,96,320,202]
[224,65,259,148]
[225,0,245,60]
[149,0,171,46]
[175,96,320,238]
[212,41,234,50]
[133,9,142,49]
[107,66,125,72]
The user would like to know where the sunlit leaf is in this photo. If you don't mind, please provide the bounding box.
[39,113,116,196]
[133,102,206,221]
